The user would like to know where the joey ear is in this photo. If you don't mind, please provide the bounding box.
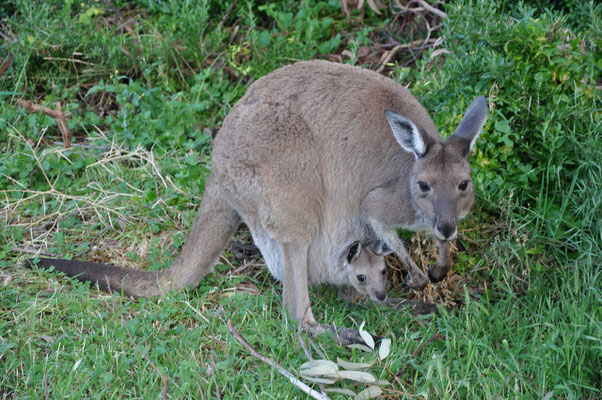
[384,109,427,158]
[346,241,362,263]
[447,96,487,157]
[372,240,393,256]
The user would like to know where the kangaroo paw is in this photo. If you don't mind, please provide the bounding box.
[405,270,429,290]
[427,263,450,283]
[307,323,384,346]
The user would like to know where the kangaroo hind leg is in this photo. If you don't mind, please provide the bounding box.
[281,241,315,324]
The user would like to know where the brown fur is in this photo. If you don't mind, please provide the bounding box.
[27,61,487,324]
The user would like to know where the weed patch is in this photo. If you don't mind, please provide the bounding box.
[1,0,600,398]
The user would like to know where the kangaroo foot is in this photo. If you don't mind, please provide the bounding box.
[405,270,429,290]
[427,263,451,283]
[307,323,384,346]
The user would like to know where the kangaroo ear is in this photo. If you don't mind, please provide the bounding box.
[372,240,393,256]
[346,241,362,263]
[384,109,427,158]
[447,96,487,157]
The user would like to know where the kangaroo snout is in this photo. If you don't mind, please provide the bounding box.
[375,290,387,302]
[436,221,457,241]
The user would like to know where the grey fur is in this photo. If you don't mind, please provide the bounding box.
[27,61,486,324]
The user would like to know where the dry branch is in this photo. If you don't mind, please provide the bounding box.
[298,306,331,398]
[220,0,239,27]
[397,333,446,377]
[19,100,72,148]
[227,320,330,400]
[110,286,168,400]
[375,38,436,73]
[416,0,447,19]
[0,53,14,78]
[357,296,448,315]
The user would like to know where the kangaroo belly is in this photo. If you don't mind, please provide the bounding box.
[249,227,348,287]
[249,228,285,282]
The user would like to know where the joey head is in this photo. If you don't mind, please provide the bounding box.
[337,239,391,304]
[342,241,388,303]
[250,220,389,322]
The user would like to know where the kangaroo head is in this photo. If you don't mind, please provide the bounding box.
[342,240,391,302]
[385,96,487,242]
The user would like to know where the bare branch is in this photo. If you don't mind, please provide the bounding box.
[110,290,169,400]
[227,320,329,400]
[416,0,447,19]
[376,39,434,73]
[19,100,72,148]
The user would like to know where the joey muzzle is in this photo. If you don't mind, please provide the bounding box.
[373,290,387,302]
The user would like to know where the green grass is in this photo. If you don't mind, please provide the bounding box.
[1,0,600,398]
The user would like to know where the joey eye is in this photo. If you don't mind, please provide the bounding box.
[417,181,430,193]
[357,274,366,283]
[458,180,469,191]
[381,268,387,276]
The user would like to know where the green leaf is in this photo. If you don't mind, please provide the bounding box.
[258,30,271,47]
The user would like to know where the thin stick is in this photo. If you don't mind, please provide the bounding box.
[42,56,96,66]
[298,306,330,399]
[10,247,53,256]
[209,353,222,399]
[227,320,329,400]
[0,53,14,78]
[416,0,447,19]
[376,39,430,73]
[43,364,49,400]
[219,0,239,28]
[109,283,168,400]
[412,333,445,357]
[19,100,72,148]
[397,333,445,377]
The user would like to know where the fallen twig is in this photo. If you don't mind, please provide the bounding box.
[19,100,72,148]
[42,56,96,66]
[357,295,448,315]
[397,333,446,377]
[305,296,445,346]
[0,53,14,78]
[227,319,329,400]
[376,39,434,73]
[109,282,168,400]
[209,353,222,399]
[219,0,239,27]
[44,366,49,400]
[412,333,445,357]
[10,247,53,256]
[416,0,447,19]
[298,306,330,398]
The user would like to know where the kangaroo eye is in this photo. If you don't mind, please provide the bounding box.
[381,268,387,276]
[417,181,430,193]
[357,275,366,283]
[458,180,469,191]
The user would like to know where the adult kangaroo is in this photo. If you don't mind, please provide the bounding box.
[28,60,487,324]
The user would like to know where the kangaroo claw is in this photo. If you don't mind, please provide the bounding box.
[427,264,449,283]
[405,271,428,290]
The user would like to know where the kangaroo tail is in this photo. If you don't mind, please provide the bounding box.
[24,257,166,297]
[25,172,241,297]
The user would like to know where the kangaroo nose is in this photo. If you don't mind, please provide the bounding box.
[436,222,457,240]
[375,291,387,302]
